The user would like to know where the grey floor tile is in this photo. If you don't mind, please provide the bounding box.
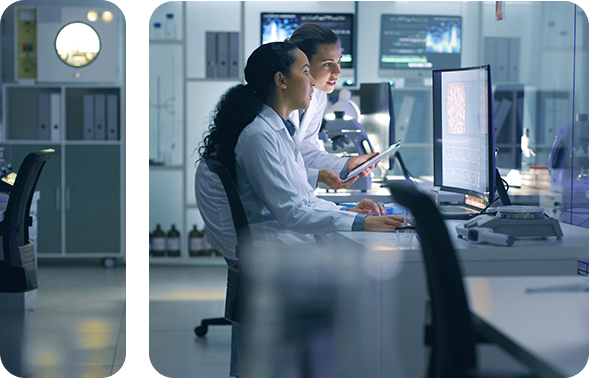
[25,262,231,378]
[150,300,225,332]
[153,362,231,378]
[28,365,115,378]
[115,332,230,365]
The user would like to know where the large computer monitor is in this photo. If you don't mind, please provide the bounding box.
[260,12,354,69]
[432,65,495,205]
[379,14,461,82]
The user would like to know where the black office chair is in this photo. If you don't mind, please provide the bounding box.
[0,149,54,293]
[194,157,251,337]
[386,181,537,378]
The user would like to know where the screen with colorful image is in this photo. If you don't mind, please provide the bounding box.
[433,65,495,200]
[261,13,354,69]
[380,14,461,70]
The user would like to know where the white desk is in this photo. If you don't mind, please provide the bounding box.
[323,221,589,377]
[316,181,543,206]
[466,276,589,378]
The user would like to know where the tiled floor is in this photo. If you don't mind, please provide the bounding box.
[31,262,231,378]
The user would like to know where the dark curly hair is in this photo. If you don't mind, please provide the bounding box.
[198,42,298,178]
[287,23,339,61]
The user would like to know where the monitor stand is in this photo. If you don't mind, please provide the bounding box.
[495,168,512,206]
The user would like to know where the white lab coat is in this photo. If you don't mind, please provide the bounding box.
[194,105,358,258]
[195,160,238,260]
[289,90,347,187]
[235,105,357,247]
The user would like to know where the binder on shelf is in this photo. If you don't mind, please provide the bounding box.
[50,92,61,141]
[216,32,229,78]
[106,94,119,141]
[228,32,239,78]
[38,93,50,140]
[83,94,94,140]
[205,32,216,78]
[94,93,106,140]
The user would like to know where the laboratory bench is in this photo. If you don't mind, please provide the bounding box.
[320,220,589,378]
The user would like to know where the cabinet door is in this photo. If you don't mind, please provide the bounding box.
[65,145,120,253]
[10,144,63,254]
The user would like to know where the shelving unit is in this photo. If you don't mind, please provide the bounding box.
[149,1,241,263]
[2,84,125,262]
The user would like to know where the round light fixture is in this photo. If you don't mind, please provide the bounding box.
[87,10,98,22]
[55,22,101,67]
[102,11,114,23]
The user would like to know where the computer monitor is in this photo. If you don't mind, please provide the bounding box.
[260,13,354,70]
[379,14,461,82]
[432,65,495,204]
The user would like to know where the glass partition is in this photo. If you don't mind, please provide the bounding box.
[357,1,581,223]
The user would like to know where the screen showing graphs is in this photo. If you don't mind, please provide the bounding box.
[380,14,461,70]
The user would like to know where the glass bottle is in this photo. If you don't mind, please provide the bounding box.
[201,228,212,256]
[188,225,202,257]
[166,224,180,257]
[129,218,151,256]
[164,13,176,40]
[152,22,163,41]
[151,224,165,257]
[131,1,151,39]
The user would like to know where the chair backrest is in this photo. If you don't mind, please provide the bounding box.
[204,158,252,254]
[0,149,54,292]
[386,181,477,377]
[203,158,251,323]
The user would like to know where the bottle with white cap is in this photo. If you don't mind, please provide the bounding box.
[164,13,176,40]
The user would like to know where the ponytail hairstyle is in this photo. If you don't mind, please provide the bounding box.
[287,23,339,61]
[198,42,298,178]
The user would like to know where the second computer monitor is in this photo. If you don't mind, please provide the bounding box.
[260,12,354,69]
[432,65,495,203]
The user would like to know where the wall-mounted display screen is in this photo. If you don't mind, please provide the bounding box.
[261,13,354,69]
[379,14,461,74]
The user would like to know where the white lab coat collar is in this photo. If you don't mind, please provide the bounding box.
[258,105,299,158]
[288,90,320,135]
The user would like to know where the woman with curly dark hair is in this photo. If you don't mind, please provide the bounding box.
[195,41,404,378]
[196,42,403,258]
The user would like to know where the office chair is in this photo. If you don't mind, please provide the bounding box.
[194,157,251,337]
[386,181,537,378]
[0,149,54,293]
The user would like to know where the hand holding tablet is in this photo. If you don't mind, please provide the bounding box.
[342,140,402,183]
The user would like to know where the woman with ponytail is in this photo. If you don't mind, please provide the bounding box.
[195,41,404,378]
[197,41,404,258]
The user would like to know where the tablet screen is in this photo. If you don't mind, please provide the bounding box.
[343,140,401,182]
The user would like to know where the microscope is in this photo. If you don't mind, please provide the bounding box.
[321,110,374,191]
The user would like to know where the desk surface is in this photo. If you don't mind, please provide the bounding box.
[465,276,589,378]
[332,220,589,262]
[316,180,545,206]
[322,219,589,377]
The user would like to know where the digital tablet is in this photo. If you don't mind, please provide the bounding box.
[342,140,402,182]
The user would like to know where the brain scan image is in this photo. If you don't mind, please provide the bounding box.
[446,82,466,134]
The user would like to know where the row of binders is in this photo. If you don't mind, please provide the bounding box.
[38,93,119,141]
[38,93,61,141]
[83,93,119,141]
[206,31,239,79]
